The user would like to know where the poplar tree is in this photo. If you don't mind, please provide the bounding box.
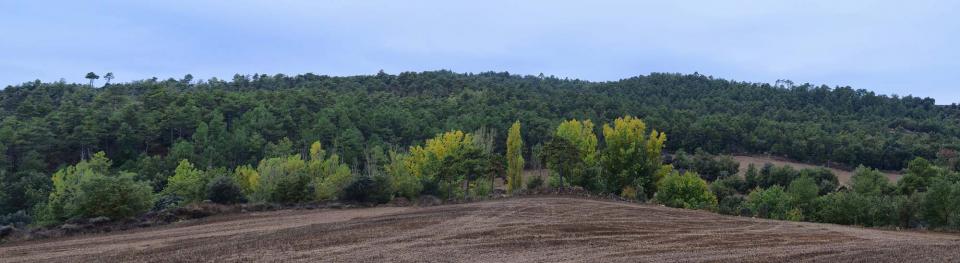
[506,121,524,193]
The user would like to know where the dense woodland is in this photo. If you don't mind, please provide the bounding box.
[2,71,960,230]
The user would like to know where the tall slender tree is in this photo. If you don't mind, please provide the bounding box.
[506,121,524,193]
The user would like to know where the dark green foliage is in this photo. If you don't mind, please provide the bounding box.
[850,166,893,196]
[786,176,819,215]
[745,186,793,220]
[812,191,897,227]
[341,174,392,204]
[543,137,579,187]
[717,195,746,216]
[898,157,941,195]
[753,163,838,195]
[1,71,956,215]
[673,149,739,181]
[206,176,247,204]
[527,176,545,190]
[801,168,839,195]
[270,173,312,204]
[709,176,744,202]
[920,179,960,228]
[0,210,31,227]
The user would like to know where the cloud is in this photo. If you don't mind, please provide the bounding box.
[1,0,957,103]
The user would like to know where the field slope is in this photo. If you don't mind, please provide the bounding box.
[2,197,958,262]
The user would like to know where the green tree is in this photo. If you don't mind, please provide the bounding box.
[850,165,892,196]
[85,72,99,86]
[162,160,208,203]
[544,137,578,187]
[73,172,154,220]
[103,72,114,85]
[746,185,792,220]
[921,179,960,228]
[655,171,717,209]
[786,175,819,217]
[898,157,940,195]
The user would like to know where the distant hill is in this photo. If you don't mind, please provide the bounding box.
[2,70,957,178]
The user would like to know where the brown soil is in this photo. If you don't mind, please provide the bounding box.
[2,197,958,262]
[733,155,903,186]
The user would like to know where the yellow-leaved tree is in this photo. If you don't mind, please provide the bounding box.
[506,121,525,193]
[555,119,598,165]
[600,116,668,199]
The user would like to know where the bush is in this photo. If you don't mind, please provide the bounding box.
[920,179,960,228]
[162,160,208,204]
[36,153,154,225]
[0,210,31,227]
[342,174,392,204]
[800,168,839,195]
[270,173,313,204]
[710,176,744,202]
[745,186,791,220]
[812,191,897,227]
[717,195,746,215]
[527,176,545,190]
[654,171,717,210]
[786,176,819,215]
[385,151,421,199]
[206,176,247,204]
[419,177,440,197]
[73,172,155,220]
[471,179,493,197]
[850,166,893,196]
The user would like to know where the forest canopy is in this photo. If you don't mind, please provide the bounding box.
[2,71,959,218]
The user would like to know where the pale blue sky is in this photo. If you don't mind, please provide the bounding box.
[1,1,958,103]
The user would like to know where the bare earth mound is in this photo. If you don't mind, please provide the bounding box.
[2,197,958,262]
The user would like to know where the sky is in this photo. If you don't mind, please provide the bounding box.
[1,1,958,104]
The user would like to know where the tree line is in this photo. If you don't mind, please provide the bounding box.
[2,70,959,227]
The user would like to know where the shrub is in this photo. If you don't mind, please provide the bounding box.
[271,172,313,204]
[717,195,746,215]
[0,210,31,227]
[800,168,839,195]
[527,176,545,190]
[920,179,960,228]
[232,165,259,196]
[385,151,421,199]
[813,191,897,227]
[342,173,393,203]
[73,172,154,220]
[36,153,153,225]
[206,176,247,204]
[654,171,717,210]
[710,176,744,202]
[162,160,208,204]
[471,179,493,197]
[419,177,440,197]
[786,176,819,215]
[745,186,791,220]
[674,149,739,181]
[850,166,893,196]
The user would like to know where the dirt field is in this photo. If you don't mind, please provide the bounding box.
[733,155,903,186]
[2,197,958,263]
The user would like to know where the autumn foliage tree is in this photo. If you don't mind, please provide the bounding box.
[506,121,524,193]
[600,116,668,197]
